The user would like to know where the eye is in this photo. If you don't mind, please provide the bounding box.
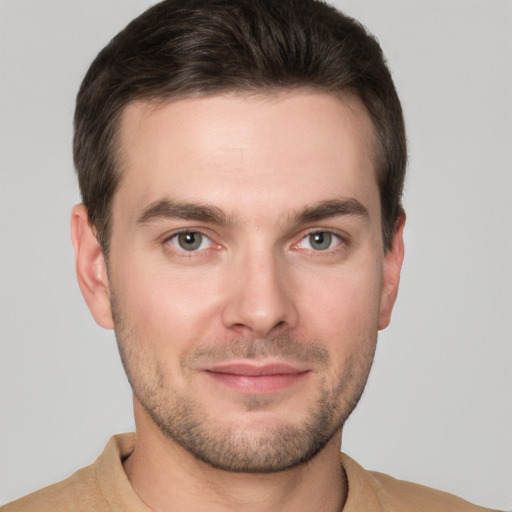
[168,231,212,252]
[298,231,341,251]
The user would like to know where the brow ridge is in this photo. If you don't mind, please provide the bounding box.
[137,199,227,225]
[294,198,369,224]
[137,197,368,227]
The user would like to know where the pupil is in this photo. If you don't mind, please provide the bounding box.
[178,232,201,250]
[311,232,331,250]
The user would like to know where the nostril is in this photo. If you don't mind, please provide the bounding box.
[220,263,299,336]
[273,320,287,331]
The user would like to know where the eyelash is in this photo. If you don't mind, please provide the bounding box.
[161,228,348,258]
[163,229,218,257]
[292,230,347,254]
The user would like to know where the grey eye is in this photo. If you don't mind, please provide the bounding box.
[298,232,340,251]
[170,232,212,251]
[309,232,333,250]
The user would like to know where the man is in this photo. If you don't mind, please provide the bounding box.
[1,0,500,510]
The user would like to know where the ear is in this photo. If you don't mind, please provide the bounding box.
[378,212,405,330]
[70,204,114,329]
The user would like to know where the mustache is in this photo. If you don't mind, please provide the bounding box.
[181,334,330,369]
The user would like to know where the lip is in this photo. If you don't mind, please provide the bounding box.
[202,362,310,394]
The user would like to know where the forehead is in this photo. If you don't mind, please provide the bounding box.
[113,91,379,225]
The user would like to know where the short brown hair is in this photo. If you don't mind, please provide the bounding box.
[74,0,406,253]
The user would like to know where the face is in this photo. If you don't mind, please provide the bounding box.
[75,91,404,472]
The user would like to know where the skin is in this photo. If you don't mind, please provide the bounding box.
[71,91,405,512]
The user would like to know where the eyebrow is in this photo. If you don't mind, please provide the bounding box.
[137,199,228,225]
[293,198,369,224]
[136,197,369,226]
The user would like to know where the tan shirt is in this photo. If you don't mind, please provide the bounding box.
[1,433,496,511]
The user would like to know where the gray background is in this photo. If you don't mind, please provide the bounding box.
[1,0,510,508]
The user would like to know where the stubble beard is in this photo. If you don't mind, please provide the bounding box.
[112,298,377,474]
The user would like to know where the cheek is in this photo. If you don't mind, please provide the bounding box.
[111,257,225,348]
[297,261,382,352]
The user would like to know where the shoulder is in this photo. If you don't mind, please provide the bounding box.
[341,453,497,512]
[0,465,100,512]
[366,470,496,512]
[1,434,138,512]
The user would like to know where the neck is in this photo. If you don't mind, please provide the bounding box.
[124,405,347,512]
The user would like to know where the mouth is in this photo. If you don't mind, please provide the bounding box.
[202,362,311,394]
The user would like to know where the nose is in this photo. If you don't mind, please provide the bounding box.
[221,249,299,337]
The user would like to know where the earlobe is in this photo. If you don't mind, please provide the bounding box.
[378,212,406,330]
[70,204,114,329]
